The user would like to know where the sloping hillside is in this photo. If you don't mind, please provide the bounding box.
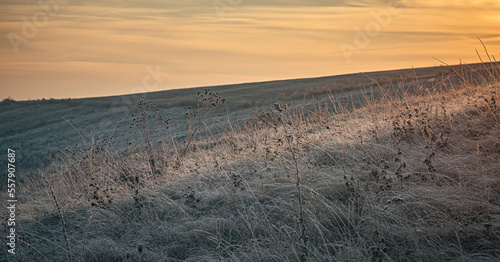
[0,63,471,171]
[1,62,499,261]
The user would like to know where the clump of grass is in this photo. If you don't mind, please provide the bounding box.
[40,171,71,262]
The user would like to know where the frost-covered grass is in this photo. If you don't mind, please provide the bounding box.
[3,62,500,261]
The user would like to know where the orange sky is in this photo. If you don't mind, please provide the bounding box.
[1,0,499,100]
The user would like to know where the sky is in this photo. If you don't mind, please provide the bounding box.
[1,0,499,100]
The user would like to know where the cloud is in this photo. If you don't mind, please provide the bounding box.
[0,1,499,100]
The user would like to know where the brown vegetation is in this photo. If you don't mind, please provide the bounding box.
[2,60,500,261]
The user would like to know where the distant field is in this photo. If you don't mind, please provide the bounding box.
[0,63,469,172]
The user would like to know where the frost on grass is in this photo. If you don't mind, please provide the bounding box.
[6,66,500,261]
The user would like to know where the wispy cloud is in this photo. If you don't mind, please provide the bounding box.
[1,0,499,100]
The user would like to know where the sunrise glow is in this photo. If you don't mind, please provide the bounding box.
[1,0,499,100]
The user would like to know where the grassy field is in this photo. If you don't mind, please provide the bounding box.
[1,61,500,261]
[0,64,467,172]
